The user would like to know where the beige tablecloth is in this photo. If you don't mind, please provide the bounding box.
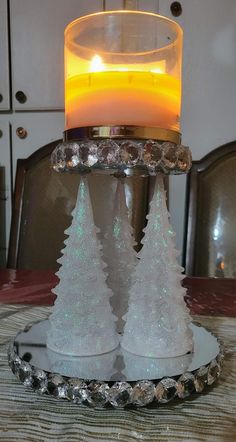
[0,304,235,442]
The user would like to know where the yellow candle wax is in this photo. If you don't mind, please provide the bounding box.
[65,71,181,131]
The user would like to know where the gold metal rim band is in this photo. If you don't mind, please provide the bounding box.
[64,126,181,144]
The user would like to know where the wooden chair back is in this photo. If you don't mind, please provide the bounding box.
[8,140,158,269]
[183,141,236,277]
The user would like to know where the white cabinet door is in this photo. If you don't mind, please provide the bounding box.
[10,0,103,111]
[159,0,236,156]
[11,112,64,178]
[0,117,11,265]
[0,0,10,111]
[105,1,159,12]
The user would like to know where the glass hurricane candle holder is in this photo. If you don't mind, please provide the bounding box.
[52,11,190,175]
[64,10,182,135]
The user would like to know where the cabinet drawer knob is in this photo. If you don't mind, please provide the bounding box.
[170,2,182,17]
[0,94,3,103]
[16,127,28,139]
[15,91,27,104]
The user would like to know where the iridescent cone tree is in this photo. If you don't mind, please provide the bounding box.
[47,177,119,356]
[121,174,193,357]
[103,178,137,334]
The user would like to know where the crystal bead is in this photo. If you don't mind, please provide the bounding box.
[31,369,48,394]
[67,379,88,404]
[71,155,80,167]
[87,381,109,407]
[143,140,162,169]
[87,155,98,167]
[176,145,192,172]
[52,160,66,172]
[64,143,78,160]
[51,143,65,162]
[155,378,177,403]
[194,366,208,393]
[9,354,21,376]
[97,140,119,165]
[131,380,155,406]
[87,142,98,166]
[177,373,195,398]
[108,382,132,407]
[18,361,33,387]
[119,141,140,165]
[207,360,221,385]
[51,142,81,172]
[162,143,177,169]
[78,143,90,164]
[47,374,68,398]
[51,143,67,172]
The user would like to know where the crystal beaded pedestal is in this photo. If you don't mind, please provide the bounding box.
[51,138,192,175]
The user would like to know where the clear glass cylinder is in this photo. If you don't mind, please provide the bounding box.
[64,11,182,133]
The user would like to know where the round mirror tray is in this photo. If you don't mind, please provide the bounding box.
[8,320,224,408]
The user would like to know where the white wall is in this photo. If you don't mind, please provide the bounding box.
[159,0,236,254]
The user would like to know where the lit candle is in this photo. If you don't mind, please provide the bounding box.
[64,11,182,133]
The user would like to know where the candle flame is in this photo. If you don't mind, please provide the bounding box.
[151,68,164,74]
[90,54,105,72]
[89,56,165,74]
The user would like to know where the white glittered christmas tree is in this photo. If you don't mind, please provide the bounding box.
[103,178,137,334]
[121,174,193,358]
[47,177,119,356]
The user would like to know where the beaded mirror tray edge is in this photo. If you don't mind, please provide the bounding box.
[8,320,224,409]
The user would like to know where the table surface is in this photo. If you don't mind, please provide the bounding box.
[0,270,235,442]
